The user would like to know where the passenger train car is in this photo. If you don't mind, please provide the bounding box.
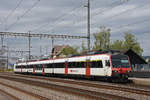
[14,53,131,82]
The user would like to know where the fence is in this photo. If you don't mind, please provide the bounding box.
[131,64,150,72]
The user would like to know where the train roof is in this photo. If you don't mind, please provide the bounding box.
[16,53,111,65]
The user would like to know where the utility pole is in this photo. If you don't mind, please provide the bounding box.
[28,31,31,60]
[85,0,91,51]
[6,41,9,70]
[1,35,4,48]
[51,37,54,50]
[40,45,42,58]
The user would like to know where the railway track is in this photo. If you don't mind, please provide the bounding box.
[0,88,20,100]
[6,73,150,96]
[0,80,50,100]
[0,73,135,100]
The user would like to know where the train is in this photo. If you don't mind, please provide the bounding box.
[14,53,132,82]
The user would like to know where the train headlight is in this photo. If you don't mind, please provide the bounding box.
[113,70,118,73]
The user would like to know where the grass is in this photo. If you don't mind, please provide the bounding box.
[0,69,14,72]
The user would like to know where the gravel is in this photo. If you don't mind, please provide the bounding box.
[0,78,92,100]
[0,74,150,100]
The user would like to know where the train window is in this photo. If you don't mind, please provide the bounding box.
[76,62,80,67]
[105,60,110,67]
[91,61,103,68]
[97,61,103,68]
[22,65,25,68]
[68,62,72,68]
[43,64,47,68]
[91,61,97,68]
[47,64,53,68]
[16,66,19,69]
[68,62,71,67]
[80,62,85,68]
[61,63,65,68]
[54,63,65,68]
[68,62,79,68]
[28,65,31,68]
[30,65,34,68]
[35,64,42,70]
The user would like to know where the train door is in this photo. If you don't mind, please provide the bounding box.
[65,61,68,76]
[42,64,45,75]
[33,65,35,74]
[86,59,90,77]
[104,60,111,76]
[21,65,22,73]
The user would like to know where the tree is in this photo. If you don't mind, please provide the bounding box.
[148,58,150,63]
[124,32,143,55]
[93,26,111,50]
[61,46,79,56]
[110,40,125,50]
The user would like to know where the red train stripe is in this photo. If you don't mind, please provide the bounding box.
[86,62,90,77]
[65,62,68,75]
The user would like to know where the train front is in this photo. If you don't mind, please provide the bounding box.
[110,55,131,82]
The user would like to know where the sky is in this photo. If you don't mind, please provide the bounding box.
[0,0,150,58]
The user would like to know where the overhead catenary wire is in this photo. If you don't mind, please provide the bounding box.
[98,0,150,28]
[41,6,84,34]
[6,0,40,31]
[92,0,130,17]
[31,4,84,33]
[39,0,128,34]
[110,17,150,33]
[4,0,24,30]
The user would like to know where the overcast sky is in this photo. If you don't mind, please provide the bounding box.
[0,0,150,58]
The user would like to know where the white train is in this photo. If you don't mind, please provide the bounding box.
[14,53,131,82]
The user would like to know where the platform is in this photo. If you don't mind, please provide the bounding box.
[129,78,150,86]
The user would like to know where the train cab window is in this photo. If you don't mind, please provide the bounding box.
[105,60,110,67]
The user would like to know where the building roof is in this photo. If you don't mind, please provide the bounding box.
[82,49,147,64]
[51,45,69,57]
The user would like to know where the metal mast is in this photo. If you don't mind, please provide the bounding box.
[28,31,31,60]
[87,0,91,50]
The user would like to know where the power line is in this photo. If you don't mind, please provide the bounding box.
[6,0,40,31]
[103,1,150,24]
[111,17,150,33]
[4,0,24,30]
[41,7,84,34]
[40,0,126,34]
[92,0,130,17]
[48,0,130,34]
[31,4,83,33]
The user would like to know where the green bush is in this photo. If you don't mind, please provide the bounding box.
[148,58,150,63]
